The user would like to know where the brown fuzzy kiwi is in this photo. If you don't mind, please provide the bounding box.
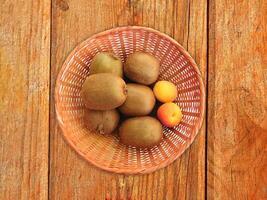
[119,116,163,148]
[119,83,155,116]
[81,73,127,110]
[90,52,123,77]
[84,109,120,134]
[124,52,160,85]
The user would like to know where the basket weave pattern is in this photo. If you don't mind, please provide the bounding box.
[55,26,205,174]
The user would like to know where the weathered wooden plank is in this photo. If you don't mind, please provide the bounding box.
[208,0,267,199]
[0,0,51,199]
[50,0,207,199]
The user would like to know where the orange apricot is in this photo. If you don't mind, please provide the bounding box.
[157,102,182,127]
[153,81,177,103]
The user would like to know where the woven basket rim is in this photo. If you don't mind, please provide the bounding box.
[55,26,206,174]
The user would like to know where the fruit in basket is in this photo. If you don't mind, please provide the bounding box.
[157,102,182,127]
[119,83,155,116]
[153,80,177,102]
[124,52,160,85]
[90,52,123,77]
[119,116,163,148]
[81,73,127,110]
[84,109,120,134]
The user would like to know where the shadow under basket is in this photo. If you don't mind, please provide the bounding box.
[55,26,205,174]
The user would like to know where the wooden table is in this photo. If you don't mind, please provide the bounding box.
[0,0,266,199]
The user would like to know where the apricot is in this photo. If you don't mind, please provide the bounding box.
[157,102,182,127]
[153,81,177,103]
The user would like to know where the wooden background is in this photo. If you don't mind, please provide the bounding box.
[0,0,266,199]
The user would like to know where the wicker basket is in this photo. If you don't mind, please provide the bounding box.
[55,26,205,174]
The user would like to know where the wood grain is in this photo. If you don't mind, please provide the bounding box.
[0,0,50,199]
[50,0,207,199]
[208,0,267,199]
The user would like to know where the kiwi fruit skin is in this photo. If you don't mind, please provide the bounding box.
[119,83,155,116]
[119,116,163,148]
[125,52,160,85]
[90,52,123,77]
[84,109,120,134]
[81,73,127,110]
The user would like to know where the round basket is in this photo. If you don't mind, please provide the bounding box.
[55,26,205,174]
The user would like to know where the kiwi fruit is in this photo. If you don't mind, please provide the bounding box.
[90,52,123,77]
[119,83,155,116]
[125,52,160,85]
[119,116,163,148]
[84,109,120,134]
[81,73,127,110]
